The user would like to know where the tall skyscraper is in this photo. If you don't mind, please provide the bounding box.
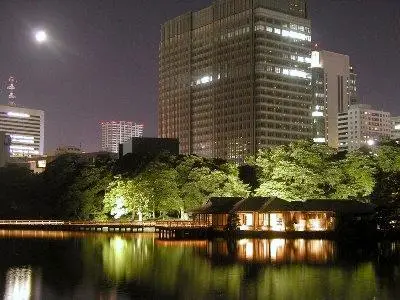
[159,0,312,161]
[338,104,391,151]
[101,121,144,153]
[311,50,358,148]
[0,105,45,157]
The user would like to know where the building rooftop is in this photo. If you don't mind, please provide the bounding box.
[193,197,375,215]
[191,197,244,214]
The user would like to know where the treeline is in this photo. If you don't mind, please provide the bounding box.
[0,140,400,220]
[0,153,249,220]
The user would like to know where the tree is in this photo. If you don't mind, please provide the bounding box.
[372,145,400,206]
[103,177,153,221]
[136,162,181,218]
[179,164,249,215]
[254,141,334,200]
[326,151,376,199]
[375,145,400,173]
[253,140,375,201]
[40,154,85,218]
[225,213,241,232]
[73,164,113,220]
[0,165,41,218]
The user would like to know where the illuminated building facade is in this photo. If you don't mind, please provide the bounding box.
[193,197,375,232]
[0,105,44,157]
[338,104,391,151]
[311,50,358,148]
[159,0,312,161]
[391,116,400,140]
[101,121,144,153]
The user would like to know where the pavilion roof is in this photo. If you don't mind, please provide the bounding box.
[191,197,243,214]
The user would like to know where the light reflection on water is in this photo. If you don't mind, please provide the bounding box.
[3,267,32,300]
[0,231,399,299]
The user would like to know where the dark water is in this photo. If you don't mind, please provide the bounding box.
[0,231,399,299]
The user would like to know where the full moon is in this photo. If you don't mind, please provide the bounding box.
[35,30,48,43]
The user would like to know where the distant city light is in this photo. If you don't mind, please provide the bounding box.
[312,111,324,117]
[313,137,326,143]
[7,112,30,118]
[281,29,310,41]
[311,51,322,68]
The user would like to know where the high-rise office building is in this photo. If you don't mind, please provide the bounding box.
[0,105,45,157]
[338,104,391,151]
[311,50,358,148]
[159,0,312,161]
[101,121,144,153]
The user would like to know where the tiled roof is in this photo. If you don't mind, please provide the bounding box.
[231,197,270,212]
[192,197,375,215]
[191,197,244,214]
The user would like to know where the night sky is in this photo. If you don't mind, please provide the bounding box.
[0,0,399,153]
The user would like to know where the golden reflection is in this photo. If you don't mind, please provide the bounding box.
[155,240,207,248]
[0,230,153,240]
[4,267,32,300]
[233,239,335,263]
[270,239,285,262]
[101,236,152,282]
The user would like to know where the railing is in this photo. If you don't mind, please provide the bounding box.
[0,220,65,225]
[0,220,155,227]
[0,220,211,228]
[155,220,210,228]
[64,221,156,226]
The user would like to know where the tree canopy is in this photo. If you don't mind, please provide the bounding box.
[253,140,376,201]
[2,140,400,220]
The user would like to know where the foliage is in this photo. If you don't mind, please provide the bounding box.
[176,157,249,217]
[0,165,42,218]
[4,140,400,220]
[254,140,336,200]
[328,151,376,199]
[225,213,241,231]
[254,141,376,201]
[102,155,249,220]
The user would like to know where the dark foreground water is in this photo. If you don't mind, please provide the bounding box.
[0,231,399,299]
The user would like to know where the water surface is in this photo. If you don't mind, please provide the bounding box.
[0,230,399,299]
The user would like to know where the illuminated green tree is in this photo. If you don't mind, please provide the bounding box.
[375,145,400,172]
[254,140,335,200]
[254,140,375,201]
[103,178,149,221]
[372,145,400,206]
[327,151,376,199]
[137,162,181,218]
[178,158,249,216]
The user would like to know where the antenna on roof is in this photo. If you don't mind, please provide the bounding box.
[6,76,17,106]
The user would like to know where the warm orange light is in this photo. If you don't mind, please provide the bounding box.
[310,219,323,231]
[270,214,285,231]
[270,239,285,261]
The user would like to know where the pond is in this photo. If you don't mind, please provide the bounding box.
[0,230,399,299]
